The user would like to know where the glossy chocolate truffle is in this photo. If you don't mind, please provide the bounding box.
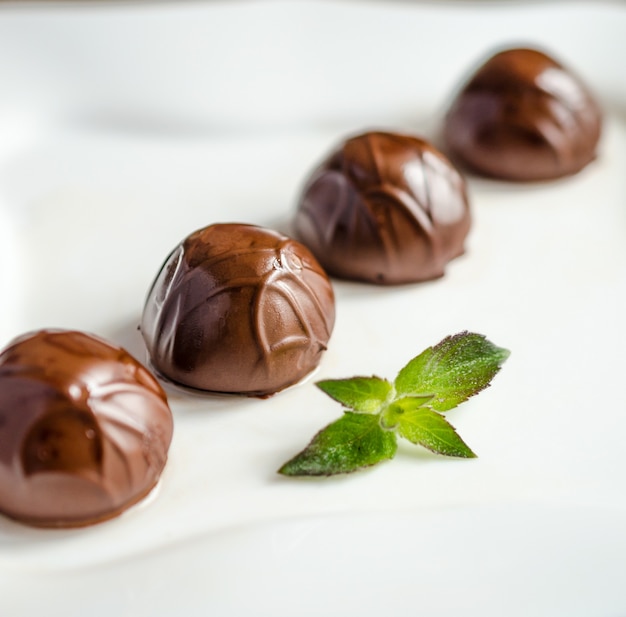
[141,223,335,396]
[0,330,173,528]
[293,131,471,284]
[444,47,602,181]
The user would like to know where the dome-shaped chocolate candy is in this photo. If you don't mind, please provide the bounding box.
[141,223,335,396]
[294,131,471,284]
[444,47,602,181]
[0,330,173,528]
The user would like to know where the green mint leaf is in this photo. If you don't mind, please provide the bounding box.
[389,400,476,458]
[278,412,397,476]
[394,331,510,412]
[279,331,509,478]
[316,376,392,413]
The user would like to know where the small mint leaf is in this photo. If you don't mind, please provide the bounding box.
[394,403,476,458]
[394,331,510,412]
[278,412,397,476]
[316,377,392,413]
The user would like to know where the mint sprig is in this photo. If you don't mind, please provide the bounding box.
[278,331,509,476]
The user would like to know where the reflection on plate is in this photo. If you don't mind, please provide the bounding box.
[0,1,625,616]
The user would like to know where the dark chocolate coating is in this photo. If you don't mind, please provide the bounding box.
[141,223,335,396]
[444,47,602,181]
[0,330,173,528]
[293,131,471,284]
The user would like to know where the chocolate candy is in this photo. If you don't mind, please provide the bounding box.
[141,223,335,396]
[444,47,602,181]
[293,131,471,284]
[0,330,173,528]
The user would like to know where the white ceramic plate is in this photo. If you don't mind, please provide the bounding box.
[1,2,626,615]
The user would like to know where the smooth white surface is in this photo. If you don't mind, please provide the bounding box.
[3,504,626,617]
[1,1,626,615]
